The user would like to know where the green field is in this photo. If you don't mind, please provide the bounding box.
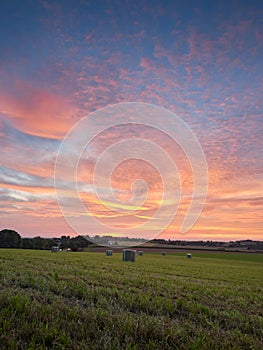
[0,249,262,349]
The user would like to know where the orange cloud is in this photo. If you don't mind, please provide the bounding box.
[0,81,78,139]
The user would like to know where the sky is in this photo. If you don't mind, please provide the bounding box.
[0,0,262,241]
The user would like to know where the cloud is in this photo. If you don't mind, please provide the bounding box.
[0,1,262,239]
[0,81,78,139]
[0,118,60,178]
[0,165,53,189]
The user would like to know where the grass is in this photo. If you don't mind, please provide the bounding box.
[0,249,262,349]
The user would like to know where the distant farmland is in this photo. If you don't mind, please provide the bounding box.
[0,249,262,349]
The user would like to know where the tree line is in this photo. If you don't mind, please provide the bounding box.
[0,229,92,251]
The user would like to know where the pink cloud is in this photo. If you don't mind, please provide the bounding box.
[0,81,78,139]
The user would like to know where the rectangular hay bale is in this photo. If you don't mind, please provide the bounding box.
[122,249,136,262]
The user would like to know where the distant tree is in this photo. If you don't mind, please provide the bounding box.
[32,236,50,250]
[46,238,58,250]
[22,238,34,249]
[0,229,22,248]
[60,235,71,250]
[69,235,91,251]
[22,237,57,250]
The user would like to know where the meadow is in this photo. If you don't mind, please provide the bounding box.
[0,249,262,349]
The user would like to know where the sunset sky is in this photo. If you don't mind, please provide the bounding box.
[0,0,262,241]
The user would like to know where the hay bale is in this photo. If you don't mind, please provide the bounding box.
[51,246,59,252]
[122,250,136,262]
